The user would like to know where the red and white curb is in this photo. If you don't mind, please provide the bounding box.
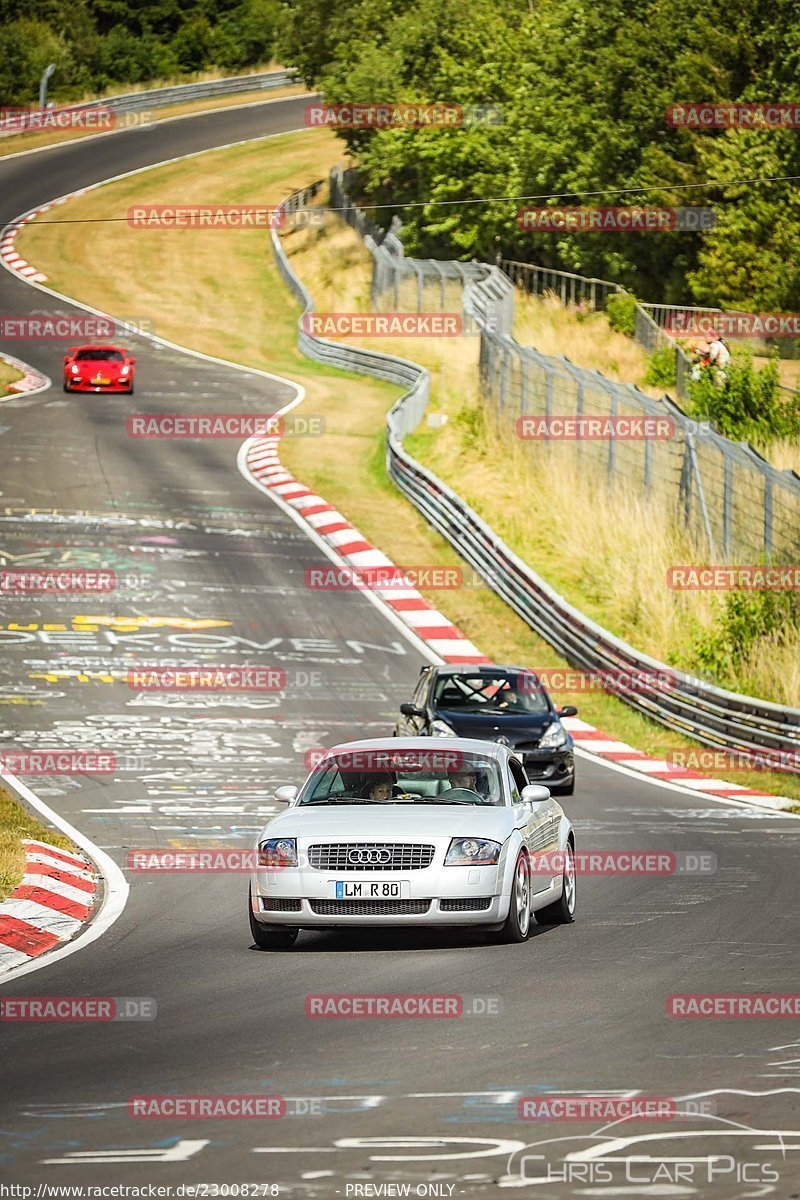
[246,434,488,665]
[244,434,793,812]
[0,206,50,283]
[0,840,99,973]
[1,349,48,394]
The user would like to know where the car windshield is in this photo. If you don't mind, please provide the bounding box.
[433,672,550,714]
[299,748,504,806]
[74,349,124,362]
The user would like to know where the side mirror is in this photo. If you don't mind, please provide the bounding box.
[128,356,136,365]
[274,784,298,805]
[400,703,423,717]
[558,705,578,718]
[63,355,71,364]
[521,784,551,806]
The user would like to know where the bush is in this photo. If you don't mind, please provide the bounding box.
[692,587,800,684]
[688,351,794,442]
[644,344,677,388]
[605,291,638,338]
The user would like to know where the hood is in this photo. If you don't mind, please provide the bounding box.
[260,803,514,842]
[438,708,555,741]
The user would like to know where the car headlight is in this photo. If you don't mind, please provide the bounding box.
[431,718,456,737]
[539,721,568,749]
[120,366,130,376]
[70,364,80,374]
[258,837,297,868]
[445,837,501,866]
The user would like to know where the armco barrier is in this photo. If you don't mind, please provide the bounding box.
[271,184,800,766]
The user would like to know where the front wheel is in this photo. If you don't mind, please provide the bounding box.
[535,842,576,924]
[248,889,298,950]
[491,851,531,943]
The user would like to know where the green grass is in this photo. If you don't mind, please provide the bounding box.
[0,788,74,902]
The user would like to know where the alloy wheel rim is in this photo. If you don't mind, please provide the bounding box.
[516,858,530,934]
[564,846,576,913]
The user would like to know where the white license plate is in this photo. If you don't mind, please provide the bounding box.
[329,880,409,899]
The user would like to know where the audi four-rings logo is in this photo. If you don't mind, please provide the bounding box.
[348,847,392,864]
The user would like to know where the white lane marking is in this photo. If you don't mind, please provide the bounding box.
[41,1140,209,1165]
[0,770,129,986]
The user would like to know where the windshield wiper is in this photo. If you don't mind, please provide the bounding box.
[303,797,372,805]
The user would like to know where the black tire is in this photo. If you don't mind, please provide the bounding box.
[248,889,298,950]
[63,381,71,392]
[491,850,531,943]
[535,841,576,925]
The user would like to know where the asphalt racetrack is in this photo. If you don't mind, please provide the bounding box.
[0,96,798,1198]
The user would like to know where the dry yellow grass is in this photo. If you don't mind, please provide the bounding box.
[513,291,665,397]
[0,360,24,395]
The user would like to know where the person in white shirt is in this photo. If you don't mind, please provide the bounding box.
[705,330,731,382]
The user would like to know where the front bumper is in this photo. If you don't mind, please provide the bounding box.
[65,377,133,392]
[520,746,574,788]
[251,863,510,928]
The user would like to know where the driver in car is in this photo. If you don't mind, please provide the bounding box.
[447,769,478,791]
[360,774,395,802]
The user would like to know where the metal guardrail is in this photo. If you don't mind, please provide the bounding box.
[0,69,299,136]
[270,181,800,768]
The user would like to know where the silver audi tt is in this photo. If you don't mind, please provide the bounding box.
[248,737,576,949]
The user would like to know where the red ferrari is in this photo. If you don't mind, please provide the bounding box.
[63,345,136,393]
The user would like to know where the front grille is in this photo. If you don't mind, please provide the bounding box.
[261,897,302,912]
[309,899,431,916]
[308,843,435,871]
[439,897,492,912]
[517,740,543,752]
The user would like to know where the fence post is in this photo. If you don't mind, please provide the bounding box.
[764,476,774,559]
[723,454,733,558]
